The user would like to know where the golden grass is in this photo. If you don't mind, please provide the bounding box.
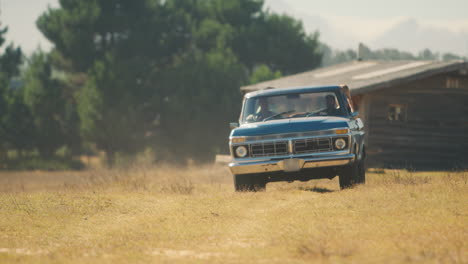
[0,165,466,263]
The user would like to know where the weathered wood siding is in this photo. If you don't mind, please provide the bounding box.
[364,73,468,169]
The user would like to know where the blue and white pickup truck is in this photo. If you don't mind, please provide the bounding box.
[229,85,366,191]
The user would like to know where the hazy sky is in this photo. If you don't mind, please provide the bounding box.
[265,0,468,55]
[266,0,468,20]
[1,0,468,55]
[1,0,59,53]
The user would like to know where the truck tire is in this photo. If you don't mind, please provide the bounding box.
[356,158,366,184]
[339,159,365,189]
[234,174,267,192]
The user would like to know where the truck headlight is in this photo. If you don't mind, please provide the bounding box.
[235,146,248,158]
[334,138,347,150]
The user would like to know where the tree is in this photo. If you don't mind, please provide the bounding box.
[38,0,191,165]
[418,49,439,60]
[37,0,324,164]
[0,73,8,162]
[78,53,157,165]
[321,43,465,67]
[442,52,466,61]
[154,49,246,162]
[155,0,322,160]
[0,23,24,162]
[1,89,36,157]
[0,45,22,79]
[22,52,67,158]
[38,0,190,72]
[232,12,322,75]
[249,64,282,85]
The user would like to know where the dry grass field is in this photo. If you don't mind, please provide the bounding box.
[0,165,466,263]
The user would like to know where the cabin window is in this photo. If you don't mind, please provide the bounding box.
[446,77,461,89]
[388,104,406,122]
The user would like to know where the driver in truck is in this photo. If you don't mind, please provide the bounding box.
[246,97,275,122]
[257,97,275,120]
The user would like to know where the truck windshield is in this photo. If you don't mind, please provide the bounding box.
[241,91,344,123]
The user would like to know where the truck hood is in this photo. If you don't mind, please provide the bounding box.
[231,117,349,137]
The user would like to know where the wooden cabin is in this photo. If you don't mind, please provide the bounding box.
[241,60,468,169]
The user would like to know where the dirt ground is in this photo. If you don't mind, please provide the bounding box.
[0,165,466,263]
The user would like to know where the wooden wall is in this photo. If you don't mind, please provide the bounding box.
[363,72,468,169]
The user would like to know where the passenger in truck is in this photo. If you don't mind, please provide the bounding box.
[325,95,341,116]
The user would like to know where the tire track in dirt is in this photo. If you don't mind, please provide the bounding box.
[221,191,319,250]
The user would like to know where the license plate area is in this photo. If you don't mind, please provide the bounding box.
[282,158,302,172]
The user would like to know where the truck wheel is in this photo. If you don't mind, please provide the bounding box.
[356,148,366,184]
[339,159,365,189]
[234,174,267,192]
[356,159,366,184]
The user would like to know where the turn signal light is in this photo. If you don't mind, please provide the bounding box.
[231,137,246,143]
[335,129,349,135]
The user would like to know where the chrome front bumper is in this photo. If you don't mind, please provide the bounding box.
[229,154,355,175]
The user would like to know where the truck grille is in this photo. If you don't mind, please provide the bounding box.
[250,141,288,157]
[240,137,336,158]
[294,138,332,154]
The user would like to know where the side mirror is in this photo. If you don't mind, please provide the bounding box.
[230,122,239,130]
[351,111,359,119]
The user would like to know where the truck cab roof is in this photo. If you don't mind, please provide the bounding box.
[244,85,343,99]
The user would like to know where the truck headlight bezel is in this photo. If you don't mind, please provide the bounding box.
[334,138,347,150]
[234,145,249,158]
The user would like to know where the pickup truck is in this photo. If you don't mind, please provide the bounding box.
[229,85,366,191]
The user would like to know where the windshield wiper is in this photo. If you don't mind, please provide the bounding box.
[305,111,319,117]
[263,110,295,121]
[305,108,328,117]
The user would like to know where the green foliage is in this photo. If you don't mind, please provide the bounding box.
[1,88,36,153]
[78,53,155,165]
[418,48,438,60]
[5,2,468,169]
[37,0,101,72]
[34,0,323,165]
[232,11,322,75]
[38,0,190,165]
[0,25,22,84]
[22,52,65,157]
[0,44,22,79]
[156,48,246,161]
[254,14,322,74]
[0,24,25,162]
[0,26,6,47]
[21,52,81,158]
[441,52,466,61]
[249,64,282,85]
[0,73,8,161]
[37,0,188,72]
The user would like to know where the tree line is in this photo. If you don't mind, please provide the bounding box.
[321,43,467,66]
[1,0,465,169]
[0,0,322,168]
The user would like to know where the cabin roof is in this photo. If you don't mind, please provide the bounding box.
[241,60,468,95]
